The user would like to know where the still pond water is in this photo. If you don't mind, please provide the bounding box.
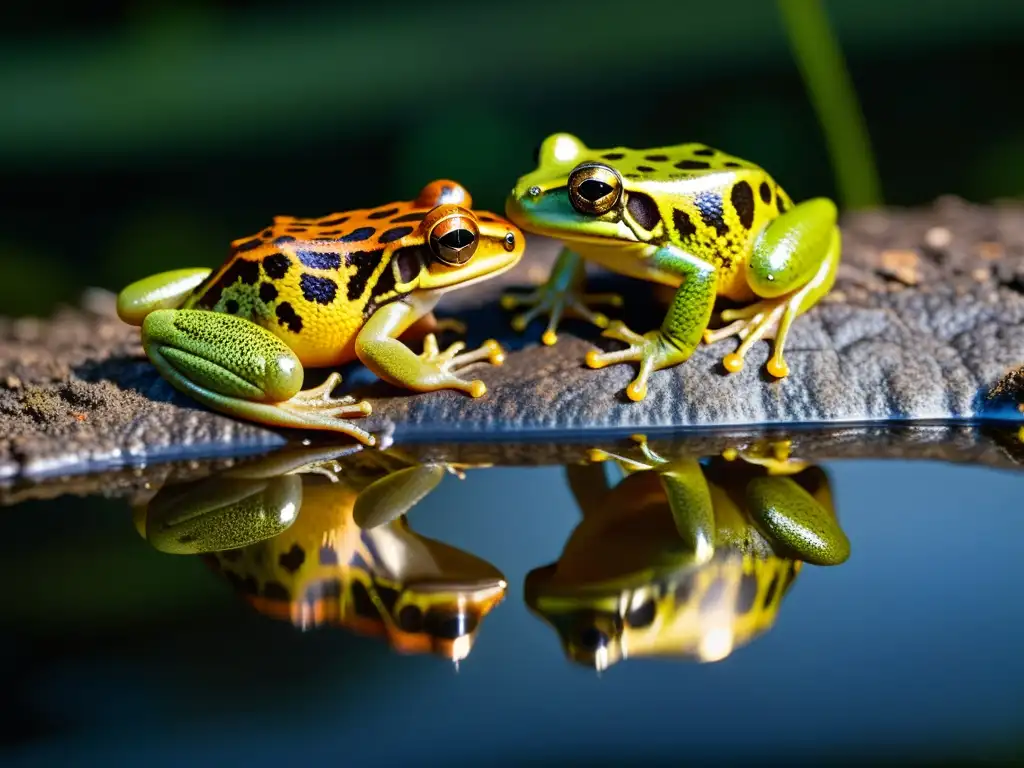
[1,435,1023,766]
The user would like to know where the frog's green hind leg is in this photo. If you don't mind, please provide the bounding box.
[744,474,850,566]
[501,247,623,345]
[117,268,212,325]
[351,464,449,530]
[138,472,304,555]
[142,308,376,445]
[586,245,716,401]
[704,198,840,378]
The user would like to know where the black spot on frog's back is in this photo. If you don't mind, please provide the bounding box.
[339,227,376,243]
[263,254,290,280]
[730,180,755,229]
[672,209,698,240]
[300,274,338,305]
[259,282,278,303]
[345,248,384,302]
[694,191,729,237]
[297,250,342,270]
[737,572,760,614]
[275,302,304,334]
[379,226,414,244]
[278,543,306,573]
[233,238,262,253]
[675,159,710,170]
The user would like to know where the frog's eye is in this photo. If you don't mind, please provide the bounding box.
[427,211,480,266]
[568,163,622,215]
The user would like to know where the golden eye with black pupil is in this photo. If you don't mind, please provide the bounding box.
[427,211,479,265]
[568,163,622,215]
[503,232,516,251]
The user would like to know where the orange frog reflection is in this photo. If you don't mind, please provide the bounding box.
[134,445,505,663]
[525,437,850,670]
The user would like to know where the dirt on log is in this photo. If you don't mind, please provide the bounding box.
[2,196,1023,482]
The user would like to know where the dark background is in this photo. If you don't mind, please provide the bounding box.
[2,0,1023,317]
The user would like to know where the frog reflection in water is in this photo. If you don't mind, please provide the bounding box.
[134,445,506,662]
[525,438,850,670]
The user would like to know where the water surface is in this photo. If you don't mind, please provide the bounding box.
[1,432,1022,766]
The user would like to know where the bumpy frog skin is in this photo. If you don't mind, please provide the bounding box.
[504,133,840,401]
[524,437,849,670]
[134,445,506,661]
[117,181,524,446]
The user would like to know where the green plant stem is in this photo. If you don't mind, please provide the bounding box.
[777,0,883,209]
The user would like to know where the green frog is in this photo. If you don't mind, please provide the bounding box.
[134,444,506,662]
[504,134,840,401]
[525,437,849,669]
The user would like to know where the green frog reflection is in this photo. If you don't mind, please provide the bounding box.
[525,437,850,670]
[133,444,506,663]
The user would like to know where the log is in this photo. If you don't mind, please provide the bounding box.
[2,196,1022,484]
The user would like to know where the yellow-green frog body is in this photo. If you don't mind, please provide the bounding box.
[117,180,524,446]
[504,134,841,401]
[525,439,849,669]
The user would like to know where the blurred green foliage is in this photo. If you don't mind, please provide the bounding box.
[2,0,1023,317]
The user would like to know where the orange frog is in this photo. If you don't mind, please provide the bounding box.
[117,181,524,446]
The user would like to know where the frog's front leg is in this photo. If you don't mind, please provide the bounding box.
[352,463,449,530]
[501,247,623,345]
[745,474,850,566]
[356,295,504,398]
[141,309,376,445]
[704,198,840,378]
[658,458,717,564]
[585,246,717,401]
[117,267,212,325]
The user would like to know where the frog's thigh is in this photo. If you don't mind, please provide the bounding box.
[117,268,212,326]
[659,459,716,563]
[746,198,837,298]
[142,474,303,554]
[744,476,850,565]
[143,309,303,402]
[352,464,449,530]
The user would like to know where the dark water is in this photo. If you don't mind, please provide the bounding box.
[2,434,1023,766]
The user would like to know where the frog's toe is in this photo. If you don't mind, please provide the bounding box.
[706,299,789,377]
[586,329,688,402]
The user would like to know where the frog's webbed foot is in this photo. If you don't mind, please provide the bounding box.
[501,249,621,345]
[502,286,622,346]
[703,297,792,377]
[274,374,375,444]
[585,321,689,402]
[417,333,505,398]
